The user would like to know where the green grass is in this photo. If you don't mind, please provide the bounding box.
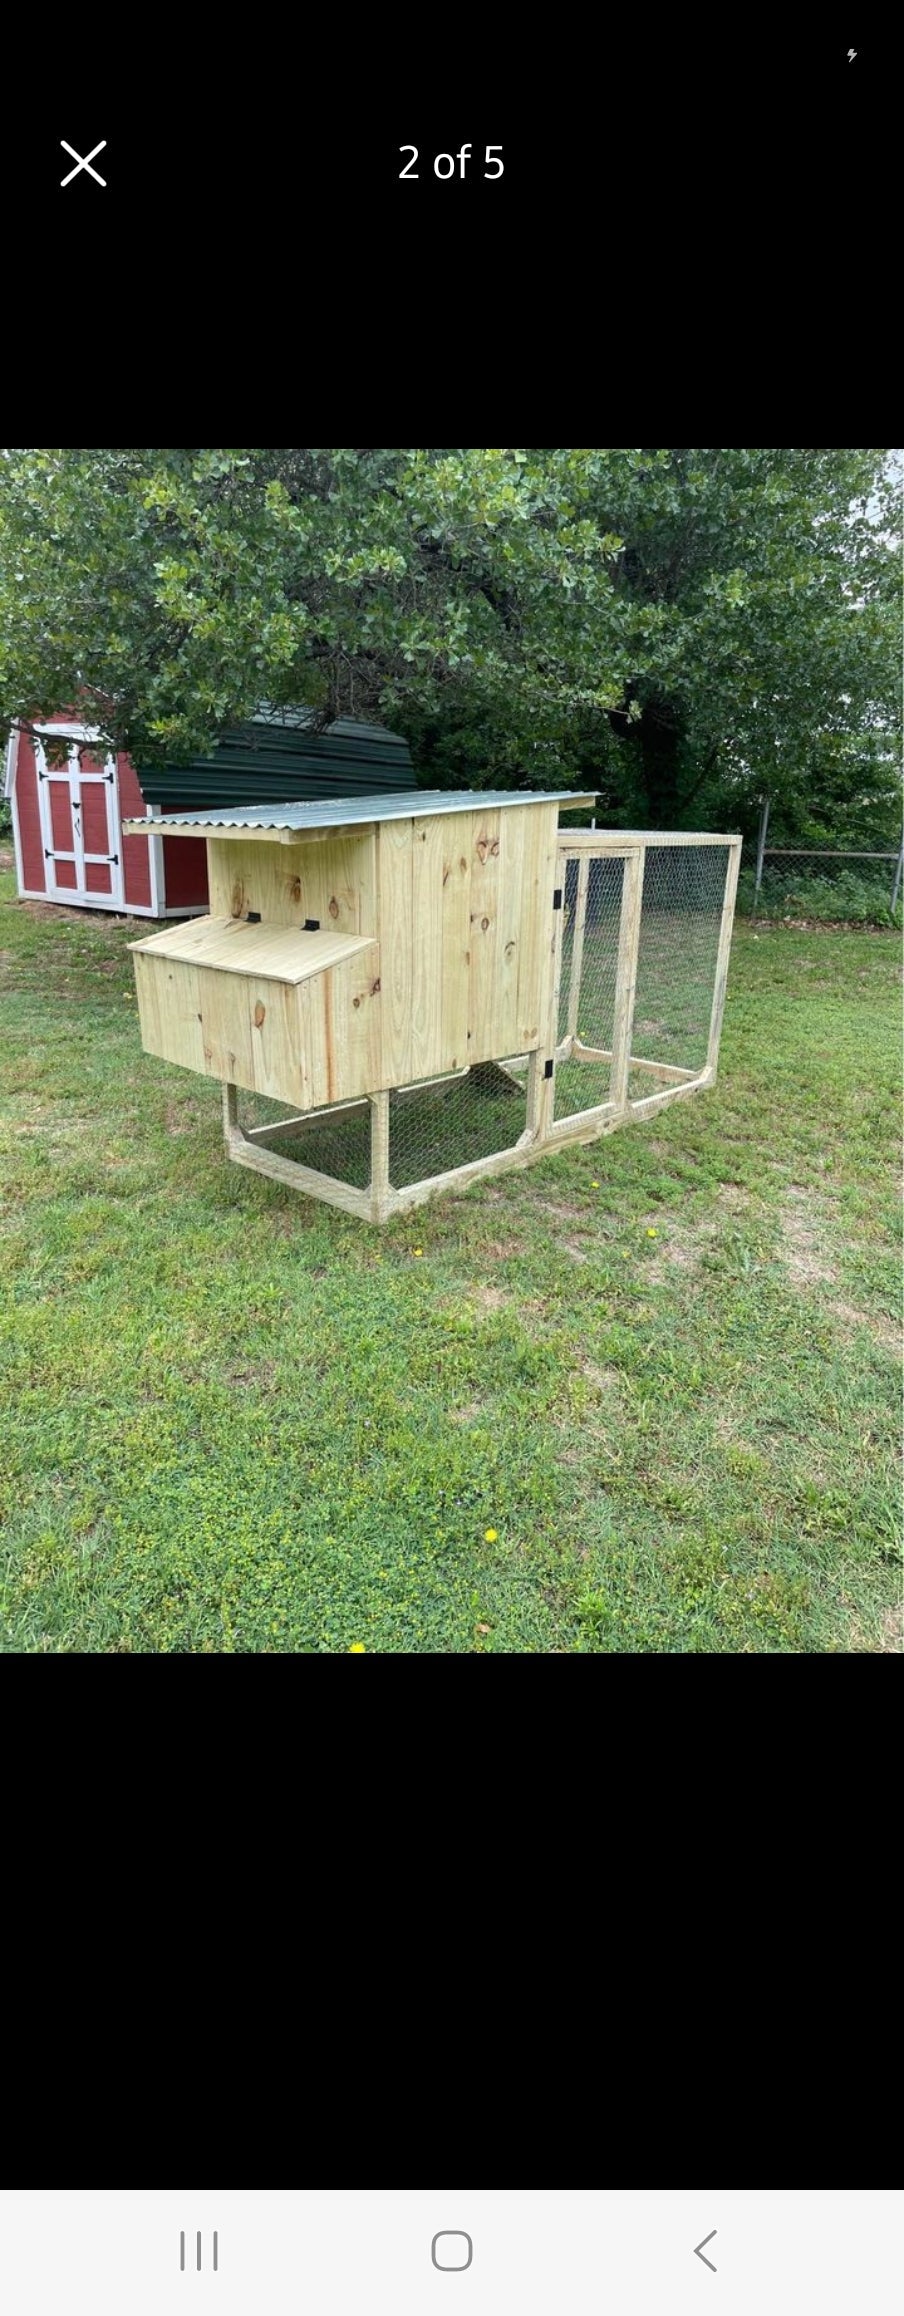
[0,866,900,1653]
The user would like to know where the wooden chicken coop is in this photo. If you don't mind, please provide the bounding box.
[124,792,742,1222]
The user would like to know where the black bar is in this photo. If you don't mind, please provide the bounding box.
[544,1058,554,1079]
[552,887,563,909]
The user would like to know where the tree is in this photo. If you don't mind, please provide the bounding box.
[591,447,901,840]
[0,448,898,834]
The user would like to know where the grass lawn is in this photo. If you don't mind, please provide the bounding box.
[0,859,900,1653]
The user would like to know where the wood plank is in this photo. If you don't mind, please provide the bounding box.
[609,847,645,1109]
[410,812,446,1079]
[376,818,413,1086]
[130,914,376,985]
[629,1068,714,1118]
[533,808,566,1136]
[328,948,381,1102]
[439,812,472,1074]
[706,839,742,1076]
[555,830,741,848]
[133,952,207,1075]
[205,838,305,924]
[225,1129,373,1218]
[467,809,501,1063]
[195,964,258,1094]
[247,978,306,1106]
[571,1043,697,1081]
[204,831,376,930]
[495,804,526,1056]
[514,801,549,1049]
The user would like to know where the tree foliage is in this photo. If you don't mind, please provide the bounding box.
[0,447,898,834]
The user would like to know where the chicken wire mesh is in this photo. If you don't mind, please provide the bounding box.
[231,1088,373,1188]
[554,842,729,1120]
[233,1067,531,1196]
[554,854,625,1121]
[389,1061,528,1187]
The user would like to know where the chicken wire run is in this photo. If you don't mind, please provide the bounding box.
[125,795,741,1221]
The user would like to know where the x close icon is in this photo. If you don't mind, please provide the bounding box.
[61,139,106,186]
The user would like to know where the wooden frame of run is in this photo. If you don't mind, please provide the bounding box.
[214,831,742,1222]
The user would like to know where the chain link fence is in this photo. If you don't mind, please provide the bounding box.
[743,804,903,922]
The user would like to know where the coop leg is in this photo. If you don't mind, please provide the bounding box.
[369,1091,393,1223]
[526,1048,552,1147]
[222,1081,240,1146]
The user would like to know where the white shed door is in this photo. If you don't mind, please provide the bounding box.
[36,742,124,908]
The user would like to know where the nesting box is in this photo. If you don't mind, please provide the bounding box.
[124,793,741,1222]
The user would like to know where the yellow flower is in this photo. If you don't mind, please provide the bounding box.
[591,1179,600,1188]
[484,1527,498,1542]
[349,1642,366,1653]
[413,1247,424,1256]
[646,1227,658,1237]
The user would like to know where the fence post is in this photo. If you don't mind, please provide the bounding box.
[754,794,770,910]
[891,834,904,916]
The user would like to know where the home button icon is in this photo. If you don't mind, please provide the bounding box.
[432,2233,473,2272]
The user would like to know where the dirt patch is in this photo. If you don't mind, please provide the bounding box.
[471,1284,509,1312]
[476,1237,521,1261]
[849,1601,903,1653]
[563,1238,591,1263]
[225,1360,278,1390]
[449,1401,485,1425]
[580,1360,621,1393]
[715,1183,751,1213]
[779,1187,837,1288]
[831,1299,900,1356]
[640,1213,706,1278]
[532,1198,587,1223]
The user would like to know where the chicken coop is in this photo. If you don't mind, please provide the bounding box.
[124,792,742,1223]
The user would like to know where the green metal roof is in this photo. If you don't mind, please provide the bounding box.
[135,716,418,811]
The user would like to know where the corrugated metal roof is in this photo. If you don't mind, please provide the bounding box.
[123,790,597,837]
[135,716,418,811]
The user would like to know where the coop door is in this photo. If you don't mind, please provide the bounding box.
[551,845,643,1123]
[35,740,124,907]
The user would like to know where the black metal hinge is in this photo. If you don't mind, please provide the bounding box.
[544,1058,554,1079]
[553,887,563,910]
[109,854,119,867]
[304,918,320,931]
[246,911,261,922]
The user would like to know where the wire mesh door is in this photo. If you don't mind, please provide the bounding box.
[551,847,639,1124]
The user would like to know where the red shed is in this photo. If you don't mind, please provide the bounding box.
[4,711,419,919]
[4,718,209,918]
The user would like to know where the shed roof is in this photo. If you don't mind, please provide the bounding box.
[134,715,418,812]
[123,790,598,838]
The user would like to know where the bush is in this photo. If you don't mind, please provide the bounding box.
[737,863,901,927]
